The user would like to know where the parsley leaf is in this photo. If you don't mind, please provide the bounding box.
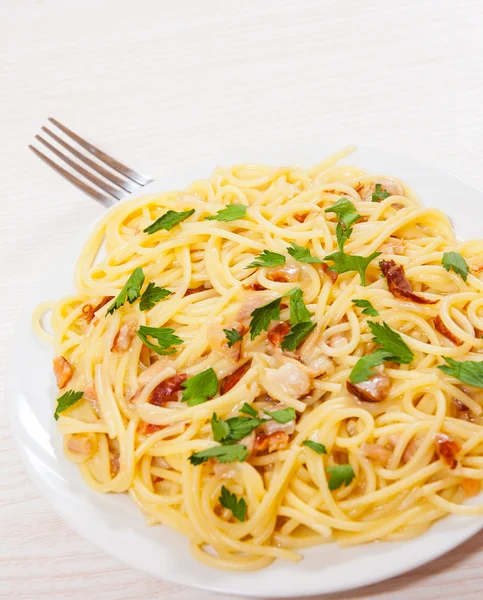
[288,287,312,325]
[287,242,321,264]
[326,464,355,490]
[349,321,414,383]
[325,198,361,229]
[211,413,230,442]
[281,321,316,351]
[371,183,390,203]
[323,251,381,286]
[205,204,247,222]
[219,486,247,521]
[326,199,361,251]
[106,268,145,315]
[189,444,249,465]
[136,326,183,355]
[249,288,309,340]
[352,298,379,317]
[302,440,327,454]
[212,414,264,443]
[249,297,282,340]
[181,368,218,406]
[223,328,243,348]
[143,209,195,234]
[442,252,469,282]
[349,348,393,384]
[139,282,172,311]
[336,220,353,251]
[263,407,296,424]
[438,357,483,388]
[246,250,286,269]
[240,403,257,417]
[368,321,414,364]
[54,390,83,421]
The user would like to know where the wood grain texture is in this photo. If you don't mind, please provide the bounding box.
[2,0,483,597]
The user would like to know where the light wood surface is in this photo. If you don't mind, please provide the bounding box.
[2,1,483,598]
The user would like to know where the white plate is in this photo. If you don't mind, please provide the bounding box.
[7,146,483,597]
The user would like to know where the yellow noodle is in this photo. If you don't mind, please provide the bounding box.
[36,149,483,570]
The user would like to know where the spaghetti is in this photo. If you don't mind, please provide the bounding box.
[34,147,483,571]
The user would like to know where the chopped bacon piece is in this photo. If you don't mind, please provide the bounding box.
[82,296,114,323]
[67,435,92,456]
[380,260,438,304]
[294,213,308,223]
[149,373,187,406]
[53,356,73,389]
[319,262,338,283]
[461,478,480,497]
[242,282,266,291]
[361,443,392,466]
[184,287,203,296]
[254,431,289,453]
[434,315,462,346]
[346,373,391,403]
[266,264,300,283]
[112,321,137,352]
[221,363,251,394]
[138,422,164,435]
[267,322,291,347]
[434,433,461,469]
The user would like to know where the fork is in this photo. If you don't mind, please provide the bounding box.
[29,118,154,203]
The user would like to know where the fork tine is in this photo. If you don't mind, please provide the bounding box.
[35,135,126,201]
[48,117,153,186]
[41,126,138,193]
[29,145,111,203]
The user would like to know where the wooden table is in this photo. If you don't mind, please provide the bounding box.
[2,1,483,597]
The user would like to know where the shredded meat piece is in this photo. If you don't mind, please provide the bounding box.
[361,443,392,466]
[112,321,137,352]
[221,363,251,395]
[294,213,308,223]
[213,463,237,479]
[237,295,276,323]
[346,373,391,402]
[208,321,245,361]
[67,435,92,456]
[434,433,461,469]
[243,282,266,291]
[83,381,99,412]
[319,262,338,283]
[358,179,404,201]
[266,264,300,283]
[452,398,476,422]
[380,259,438,304]
[254,431,289,453]
[184,287,203,296]
[434,315,462,346]
[53,356,73,389]
[461,478,480,497]
[138,421,164,435]
[82,296,114,323]
[149,373,187,406]
[110,452,120,476]
[265,362,311,398]
[378,237,406,255]
[267,322,291,347]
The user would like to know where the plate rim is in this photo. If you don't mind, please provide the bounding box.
[7,144,483,597]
